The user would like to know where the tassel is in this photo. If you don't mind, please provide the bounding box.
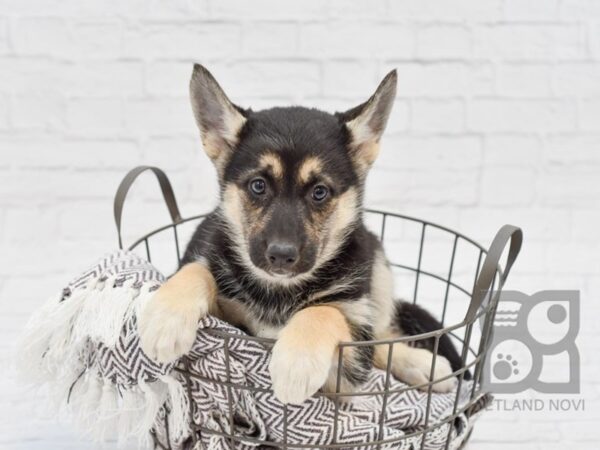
[72,277,139,348]
[162,374,191,443]
[138,380,169,435]
[17,291,86,381]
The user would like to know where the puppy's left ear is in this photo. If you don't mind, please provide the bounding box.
[337,70,397,173]
[190,64,247,168]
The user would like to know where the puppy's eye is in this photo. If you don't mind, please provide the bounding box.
[312,185,329,202]
[249,178,266,195]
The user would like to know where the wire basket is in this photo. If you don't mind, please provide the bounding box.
[114,166,522,450]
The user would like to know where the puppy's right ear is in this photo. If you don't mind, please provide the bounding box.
[190,64,247,167]
[336,70,397,176]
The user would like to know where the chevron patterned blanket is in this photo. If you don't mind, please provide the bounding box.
[18,251,489,450]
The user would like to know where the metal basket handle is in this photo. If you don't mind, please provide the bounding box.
[463,224,523,323]
[114,166,182,249]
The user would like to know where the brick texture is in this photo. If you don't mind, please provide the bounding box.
[0,1,598,449]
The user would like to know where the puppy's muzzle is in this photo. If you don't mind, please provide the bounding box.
[265,241,299,273]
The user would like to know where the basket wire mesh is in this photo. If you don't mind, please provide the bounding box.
[114,166,522,450]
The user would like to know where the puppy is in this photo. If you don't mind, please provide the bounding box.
[139,64,464,404]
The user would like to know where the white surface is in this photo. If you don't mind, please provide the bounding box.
[0,0,599,448]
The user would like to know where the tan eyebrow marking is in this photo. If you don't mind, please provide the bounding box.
[298,156,324,184]
[259,152,284,179]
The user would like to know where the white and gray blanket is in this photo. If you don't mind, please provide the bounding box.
[18,251,490,450]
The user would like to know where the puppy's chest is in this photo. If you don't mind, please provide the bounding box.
[213,267,384,338]
[215,280,364,338]
[217,296,283,338]
[214,274,336,334]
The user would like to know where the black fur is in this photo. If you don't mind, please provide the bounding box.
[183,213,378,325]
[181,64,465,392]
[226,107,358,186]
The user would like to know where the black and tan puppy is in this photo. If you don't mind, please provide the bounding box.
[139,65,463,404]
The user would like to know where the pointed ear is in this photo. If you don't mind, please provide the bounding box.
[189,64,247,167]
[337,70,397,173]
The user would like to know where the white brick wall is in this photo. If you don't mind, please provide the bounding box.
[1,0,599,448]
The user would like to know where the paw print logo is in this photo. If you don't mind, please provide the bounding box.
[493,354,519,380]
[481,290,580,394]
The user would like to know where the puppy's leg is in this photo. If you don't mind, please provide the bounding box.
[139,261,218,363]
[395,301,470,379]
[374,334,456,393]
[269,305,362,404]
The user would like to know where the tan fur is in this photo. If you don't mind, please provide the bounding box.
[362,141,381,165]
[222,182,269,239]
[221,107,247,147]
[349,141,380,176]
[373,330,456,393]
[222,184,246,237]
[163,262,218,314]
[370,250,395,336]
[198,112,246,173]
[279,305,352,351]
[221,183,283,283]
[283,306,355,374]
[139,261,219,363]
[260,152,284,179]
[269,305,353,403]
[316,187,359,267]
[328,298,373,328]
[346,112,376,147]
[297,156,323,184]
[372,329,406,369]
[201,132,223,162]
[218,296,281,338]
[329,188,359,236]
[345,106,382,175]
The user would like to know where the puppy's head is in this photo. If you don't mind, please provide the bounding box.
[190,64,396,283]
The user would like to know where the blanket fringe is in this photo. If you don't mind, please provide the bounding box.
[72,276,140,347]
[17,278,169,448]
[162,374,192,443]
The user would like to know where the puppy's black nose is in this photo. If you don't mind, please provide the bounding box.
[266,242,299,271]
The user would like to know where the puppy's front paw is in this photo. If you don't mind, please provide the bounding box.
[139,284,209,364]
[398,348,457,393]
[268,340,333,404]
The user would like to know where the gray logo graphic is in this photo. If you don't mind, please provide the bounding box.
[481,290,580,394]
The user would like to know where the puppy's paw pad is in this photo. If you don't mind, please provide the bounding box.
[268,344,332,404]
